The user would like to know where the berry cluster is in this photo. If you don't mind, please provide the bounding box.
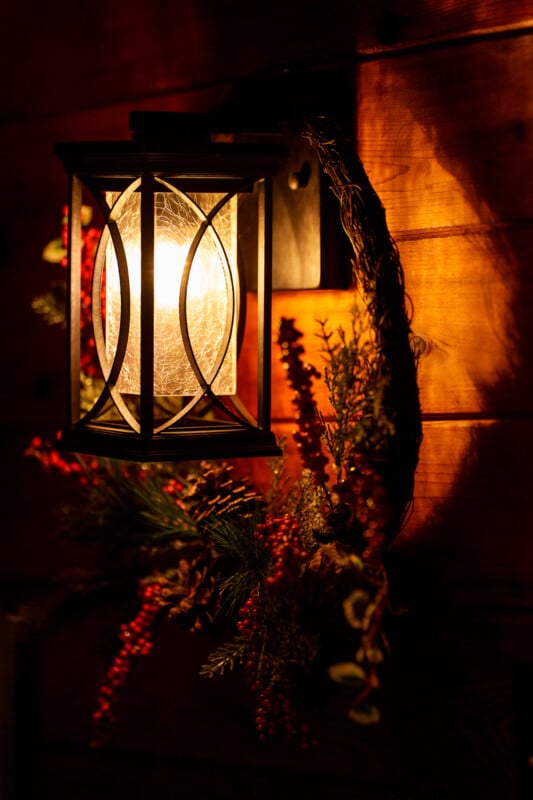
[277,317,330,487]
[59,205,102,378]
[25,435,105,487]
[237,590,315,747]
[25,435,82,477]
[235,517,315,745]
[91,582,162,747]
[334,453,391,564]
[254,513,308,591]
[162,476,187,512]
[236,589,262,651]
[252,680,316,748]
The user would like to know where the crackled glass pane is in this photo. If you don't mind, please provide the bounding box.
[105,187,237,396]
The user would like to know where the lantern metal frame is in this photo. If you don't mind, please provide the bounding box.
[54,113,286,462]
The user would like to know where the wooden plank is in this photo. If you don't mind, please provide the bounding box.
[357,34,533,231]
[4,2,533,122]
[237,221,532,426]
[390,417,533,602]
[239,289,356,423]
[0,1,224,121]
[400,229,533,417]
[0,0,360,123]
[0,619,15,800]
[354,0,533,53]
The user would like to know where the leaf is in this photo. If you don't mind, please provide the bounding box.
[31,284,67,326]
[343,589,370,629]
[348,703,381,725]
[42,238,66,264]
[81,205,93,226]
[328,661,366,687]
[365,646,384,664]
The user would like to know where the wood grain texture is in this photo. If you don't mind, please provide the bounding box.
[354,0,533,53]
[400,229,533,416]
[0,0,360,123]
[5,0,532,124]
[392,418,533,587]
[357,35,533,232]
[0,620,15,800]
[237,222,532,427]
[238,290,356,421]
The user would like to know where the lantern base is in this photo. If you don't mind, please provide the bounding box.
[58,423,281,462]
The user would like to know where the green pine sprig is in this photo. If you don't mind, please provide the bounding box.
[316,307,395,476]
[204,513,269,619]
[64,458,199,549]
[199,635,248,678]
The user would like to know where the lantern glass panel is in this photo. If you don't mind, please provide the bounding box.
[92,182,239,430]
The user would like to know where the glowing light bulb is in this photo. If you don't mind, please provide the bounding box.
[105,192,237,397]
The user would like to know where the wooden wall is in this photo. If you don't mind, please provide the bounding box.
[2,1,533,798]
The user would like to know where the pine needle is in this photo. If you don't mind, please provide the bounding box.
[199,635,248,678]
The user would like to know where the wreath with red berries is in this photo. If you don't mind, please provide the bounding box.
[29,116,421,747]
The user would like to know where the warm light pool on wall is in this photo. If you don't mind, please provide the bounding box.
[54,112,289,462]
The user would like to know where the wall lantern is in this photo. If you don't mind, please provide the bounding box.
[54,112,287,462]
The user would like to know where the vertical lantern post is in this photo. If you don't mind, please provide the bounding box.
[54,112,285,461]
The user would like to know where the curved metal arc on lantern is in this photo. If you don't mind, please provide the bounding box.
[153,179,258,434]
[81,178,142,433]
[176,188,236,416]
[69,174,264,438]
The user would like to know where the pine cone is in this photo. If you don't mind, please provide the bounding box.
[158,554,216,632]
[186,461,265,523]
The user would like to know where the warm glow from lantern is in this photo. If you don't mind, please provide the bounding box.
[55,117,282,462]
[105,190,237,397]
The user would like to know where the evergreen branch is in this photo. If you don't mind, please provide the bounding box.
[204,513,265,563]
[216,570,261,620]
[199,635,248,678]
[64,458,199,549]
[31,283,67,327]
[316,308,395,477]
[204,513,270,619]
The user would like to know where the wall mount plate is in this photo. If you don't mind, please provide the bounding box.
[217,65,356,290]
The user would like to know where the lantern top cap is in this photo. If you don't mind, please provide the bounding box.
[54,111,288,180]
[129,110,285,142]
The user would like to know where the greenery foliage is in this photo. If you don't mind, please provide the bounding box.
[28,118,421,747]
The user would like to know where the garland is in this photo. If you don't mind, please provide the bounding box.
[28,118,421,748]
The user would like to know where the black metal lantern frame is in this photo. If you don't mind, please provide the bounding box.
[54,113,286,461]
